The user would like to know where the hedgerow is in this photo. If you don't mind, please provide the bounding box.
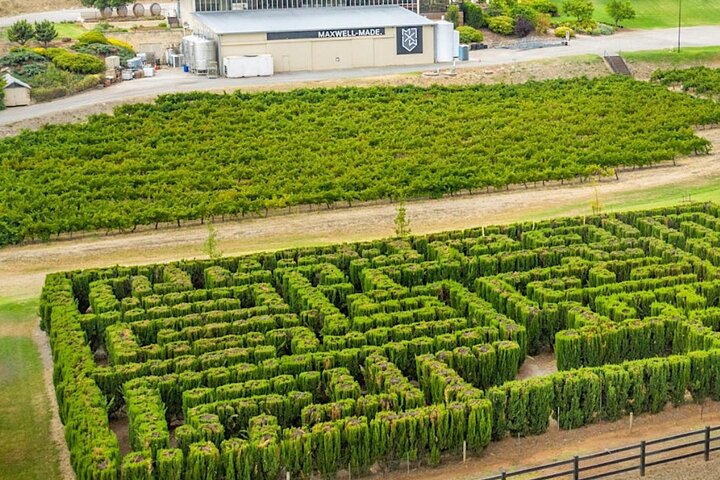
[2,76,719,246]
[40,202,720,479]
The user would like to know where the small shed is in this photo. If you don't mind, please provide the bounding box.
[3,73,31,107]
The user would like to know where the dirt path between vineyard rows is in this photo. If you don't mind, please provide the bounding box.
[2,127,719,301]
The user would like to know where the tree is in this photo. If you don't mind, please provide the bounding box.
[514,15,535,37]
[34,20,58,47]
[446,4,460,28]
[203,223,223,259]
[562,0,594,22]
[6,20,34,45]
[394,200,411,238]
[606,0,636,26]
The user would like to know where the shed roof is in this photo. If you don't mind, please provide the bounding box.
[194,6,435,35]
[3,73,31,89]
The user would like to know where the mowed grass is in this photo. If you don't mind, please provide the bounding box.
[0,22,87,41]
[0,298,61,480]
[53,22,88,40]
[550,0,720,29]
[624,46,720,64]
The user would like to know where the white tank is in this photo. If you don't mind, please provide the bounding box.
[435,20,455,63]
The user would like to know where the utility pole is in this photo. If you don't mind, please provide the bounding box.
[677,0,682,52]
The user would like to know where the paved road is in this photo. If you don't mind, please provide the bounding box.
[1,25,718,126]
[0,3,175,26]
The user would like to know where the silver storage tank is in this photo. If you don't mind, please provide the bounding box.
[193,37,217,73]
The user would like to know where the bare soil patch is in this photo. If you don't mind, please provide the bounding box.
[0,0,80,17]
[110,415,132,457]
[517,351,557,380]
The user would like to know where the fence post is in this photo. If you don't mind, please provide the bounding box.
[640,441,646,477]
[573,456,579,480]
[706,426,711,462]
[501,470,507,480]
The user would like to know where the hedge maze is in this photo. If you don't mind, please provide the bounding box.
[41,202,720,480]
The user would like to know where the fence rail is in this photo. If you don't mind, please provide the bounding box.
[481,425,720,480]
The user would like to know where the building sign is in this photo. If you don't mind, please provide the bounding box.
[396,26,423,55]
[267,28,385,40]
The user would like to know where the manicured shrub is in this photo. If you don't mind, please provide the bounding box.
[488,16,515,35]
[78,30,109,45]
[186,442,220,480]
[52,50,105,74]
[457,26,483,44]
[554,26,575,38]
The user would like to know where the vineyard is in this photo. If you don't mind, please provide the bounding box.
[652,66,720,96]
[41,202,720,480]
[1,75,719,247]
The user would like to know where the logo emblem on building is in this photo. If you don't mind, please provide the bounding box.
[397,26,423,55]
[401,27,418,52]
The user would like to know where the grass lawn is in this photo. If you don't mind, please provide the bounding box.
[623,45,720,63]
[0,298,61,480]
[53,21,88,40]
[550,0,720,29]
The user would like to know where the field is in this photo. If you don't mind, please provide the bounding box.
[1,75,719,247]
[549,0,720,29]
[36,201,720,479]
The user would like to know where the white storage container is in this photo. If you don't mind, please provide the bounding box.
[143,66,155,77]
[223,55,273,78]
[105,55,121,69]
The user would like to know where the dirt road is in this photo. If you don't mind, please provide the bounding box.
[2,128,718,300]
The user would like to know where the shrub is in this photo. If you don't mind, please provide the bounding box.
[446,5,460,28]
[526,0,558,16]
[462,2,487,29]
[77,30,109,45]
[52,50,105,74]
[515,15,535,37]
[457,26,484,44]
[7,20,34,45]
[535,13,552,34]
[158,22,167,28]
[488,15,515,35]
[0,48,47,67]
[599,23,615,35]
[554,26,575,38]
[108,37,135,53]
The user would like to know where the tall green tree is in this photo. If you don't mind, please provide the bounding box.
[446,4,460,28]
[6,20,34,45]
[33,20,58,47]
[606,0,636,26]
[562,0,594,22]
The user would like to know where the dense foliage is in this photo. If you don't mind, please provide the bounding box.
[33,20,58,47]
[1,76,718,246]
[457,25,484,43]
[40,202,720,479]
[6,19,34,45]
[652,66,720,96]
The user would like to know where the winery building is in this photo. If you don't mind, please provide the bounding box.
[176,0,455,73]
